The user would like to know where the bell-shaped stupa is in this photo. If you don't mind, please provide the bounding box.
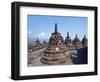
[82,35,88,47]
[65,32,75,50]
[73,34,82,49]
[40,23,71,65]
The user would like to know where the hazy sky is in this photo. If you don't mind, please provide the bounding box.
[28,15,88,40]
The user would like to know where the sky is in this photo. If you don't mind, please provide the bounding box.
[28,15,88,41]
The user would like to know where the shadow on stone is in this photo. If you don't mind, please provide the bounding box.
[72,47,88,64]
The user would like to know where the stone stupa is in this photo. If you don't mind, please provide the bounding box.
[82,35,88,47]
[65,32,75,51]
[32,38,44,51]
[40,23,71,65]
[73,34,82,49]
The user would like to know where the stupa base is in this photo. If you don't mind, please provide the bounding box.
[40,56,72,65]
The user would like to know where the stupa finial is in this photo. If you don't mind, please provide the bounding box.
[84,34,86,38]
[55,23,58,33]
[76,34,77,38]
[67,32,69,38]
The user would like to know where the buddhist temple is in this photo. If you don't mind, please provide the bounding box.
[40,23,72,65]
[73,34,82,49]
[35,38,41,46]
[82,35,88,47]
[28,23,88,66]
[43,40,46,44]
[32,38,44,51]
[65,32,75,51]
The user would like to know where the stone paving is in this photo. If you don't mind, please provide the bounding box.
[28,49,74,66]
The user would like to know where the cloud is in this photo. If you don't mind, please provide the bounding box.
[38,32,46,38]
[40,32,45,36]
[28,30,31,34]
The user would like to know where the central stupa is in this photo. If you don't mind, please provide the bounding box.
[40,23,71,65]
